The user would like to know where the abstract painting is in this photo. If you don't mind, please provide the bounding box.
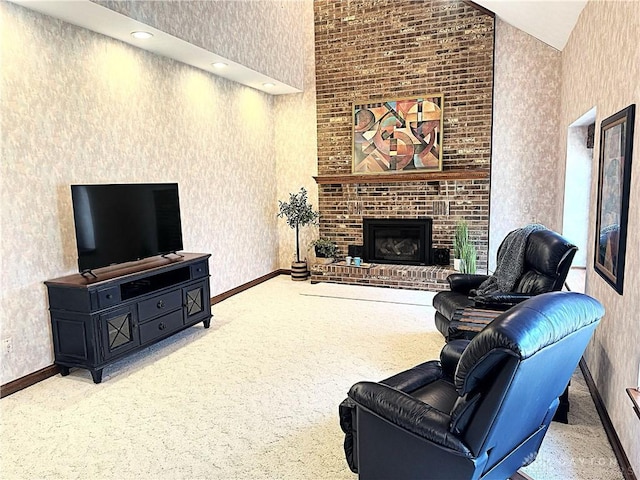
[352,95,443,173]
[594,104,635,294]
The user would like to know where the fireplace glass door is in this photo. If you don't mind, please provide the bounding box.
[363,218,432,265]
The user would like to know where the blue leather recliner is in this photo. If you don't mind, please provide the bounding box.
[433,228,578,341]
[339,292,603,480]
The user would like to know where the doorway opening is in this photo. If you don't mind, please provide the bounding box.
[562,107,596,293]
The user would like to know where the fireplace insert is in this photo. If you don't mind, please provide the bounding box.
[363,218,432,265]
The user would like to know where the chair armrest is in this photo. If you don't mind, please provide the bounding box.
[338,397,358,472]
[349,382,472,456]
[440,340,470,379]
[448,274,491,294]
[380,360,443,393]
[473,292,534,309]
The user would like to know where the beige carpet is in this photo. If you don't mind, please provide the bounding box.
[0,277,622,479]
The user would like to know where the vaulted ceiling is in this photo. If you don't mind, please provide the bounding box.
[474,0,587,50]
[9,0,587,96]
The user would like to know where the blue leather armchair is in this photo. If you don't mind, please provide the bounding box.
[433,228,577,340]
[339,292,603,480]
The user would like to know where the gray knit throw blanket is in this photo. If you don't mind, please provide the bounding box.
[471,224,546,298]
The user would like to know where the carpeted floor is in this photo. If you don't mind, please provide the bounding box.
[0,276,622,479]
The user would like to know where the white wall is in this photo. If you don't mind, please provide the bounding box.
[562,124,593,267]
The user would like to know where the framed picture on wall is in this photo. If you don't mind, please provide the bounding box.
[594,104,635,294]
[352,95,443,174]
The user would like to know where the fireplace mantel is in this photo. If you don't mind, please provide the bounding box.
[313,169,489,185]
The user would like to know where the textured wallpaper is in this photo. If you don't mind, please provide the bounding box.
[490,18,562,271]
[95,0,304,90]
[560,1,640,471]
[0,1,305,384]
[274,1,319,269]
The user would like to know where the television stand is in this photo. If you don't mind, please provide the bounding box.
[45,253,211,383]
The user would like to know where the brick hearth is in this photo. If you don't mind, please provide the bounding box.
[310,262,454,292]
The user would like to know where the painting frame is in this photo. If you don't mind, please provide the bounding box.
[593,104,635,294]
[352,95,444,174]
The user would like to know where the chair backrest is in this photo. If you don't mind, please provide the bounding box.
[447,292,603,469]
[497,228,577,294]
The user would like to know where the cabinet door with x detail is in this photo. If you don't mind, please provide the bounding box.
[99,305,140,360]
[183,281,209,323]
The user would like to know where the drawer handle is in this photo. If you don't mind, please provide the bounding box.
[158,322,166,331]
[157,300,165,309]
[106,294,113,300]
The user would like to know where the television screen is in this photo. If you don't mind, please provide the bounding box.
[71,183,183,272]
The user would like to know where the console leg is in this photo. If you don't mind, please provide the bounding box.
[60,366,70,377]
[203,317,211,329]
[90,369,103,384]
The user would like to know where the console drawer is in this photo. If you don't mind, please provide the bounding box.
[138,290,182,322]
[97,286,121,309]
[190,261,208,279]
[138,310,183,344]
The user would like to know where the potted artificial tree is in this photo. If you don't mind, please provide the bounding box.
[310,238,339,265]
[277,187,319,280]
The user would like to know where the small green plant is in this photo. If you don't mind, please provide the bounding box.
[460,241,477,274]
[453,221,469,259]
[277,187,319,263]
[311,238,339,258]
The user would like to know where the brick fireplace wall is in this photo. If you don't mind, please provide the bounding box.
[313,0,494,273]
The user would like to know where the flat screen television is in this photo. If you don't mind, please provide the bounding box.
[71,183,183,273]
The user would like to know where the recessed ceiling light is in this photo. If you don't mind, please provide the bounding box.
[212,62,228,69]
[131,31,153,40]
[263,82,275,88]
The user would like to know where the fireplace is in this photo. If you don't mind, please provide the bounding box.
[363,218,432,266]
